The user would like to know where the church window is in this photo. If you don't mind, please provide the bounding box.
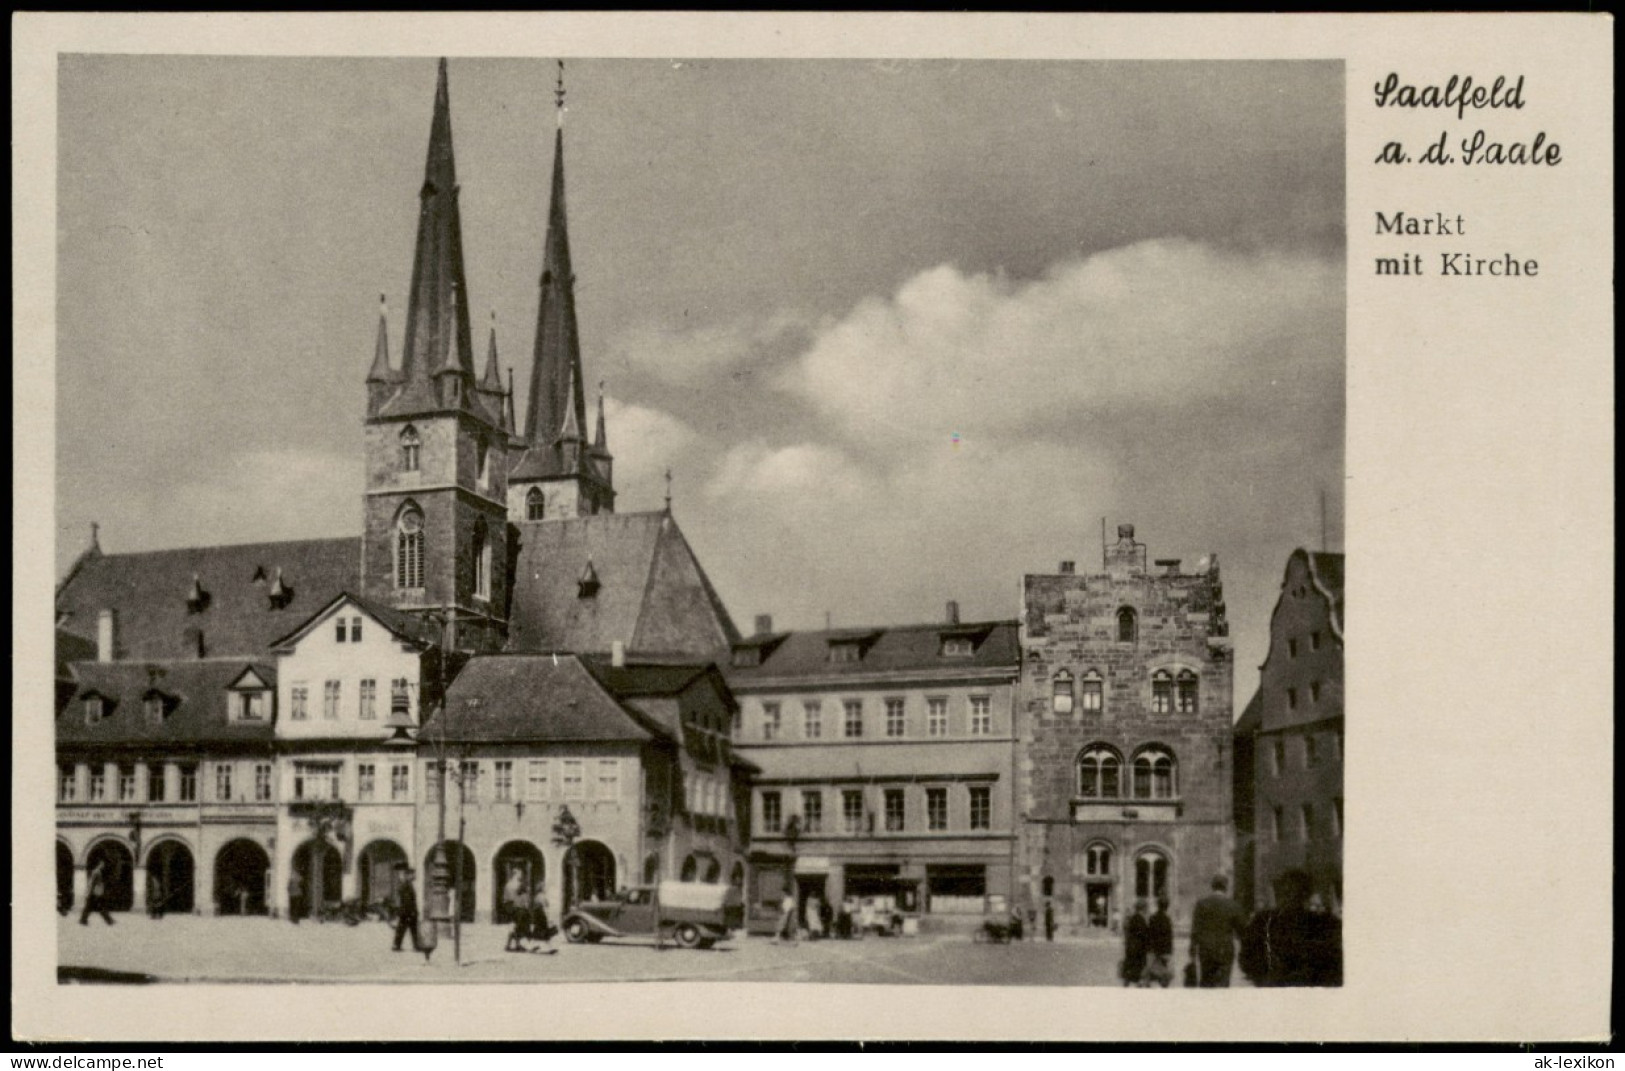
[526,487,545,521]
[1131,746,1177,800]
[396,507,424,589]
[1176,670,1199,713]
[1117,607,1137,643]
[1077,745,1121,799]
[400,426,421,472]
[1080,671,1103,713]
[1151,670,1174,714]
[1052,670,1074,715]
[473,520,491,600]
[476,438,490,489]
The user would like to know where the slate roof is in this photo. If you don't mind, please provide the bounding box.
[582,660,714,699]
[1306,551,1345,636]
[56,628,97,679]
[55,538,361,662]
[506,511,739,657]
[58,660,278,747]
[430,653,670,744]
[725,619,1021,684]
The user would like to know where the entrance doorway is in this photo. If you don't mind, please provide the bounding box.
[492,841,544,924]
[214,839,270,915]
[86,840,135,912]
[293,838,343,919]
[358,840,408,911]
[562,840,615,911]
[146,839,195,914]
[797,874,828,934]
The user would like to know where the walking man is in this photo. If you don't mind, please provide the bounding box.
[392,866,422,954]
[1189,874,1248,987]
[79,861,114,926]
[1122,898,1150,986]
[286,868,305,924]
[1146,897,1175,987]
[1043,899,1056,942]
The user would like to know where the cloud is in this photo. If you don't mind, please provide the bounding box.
[606,310,811,383]
[162,448,363,547]
[780,238,1343,447]
[600,397,702,507]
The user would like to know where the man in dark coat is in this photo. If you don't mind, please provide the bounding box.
[1249,868,1343,987]
[1190,874,1248,987]
[1146,897,1175,986]
[392,867,423,954]
[79,861,114,926]
[1122,898,1150,985]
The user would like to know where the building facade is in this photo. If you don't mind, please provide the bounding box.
[54,59,740,920]
[1243,549,1344,914]
[728,608,1021,932]
[1016,525,1234,933]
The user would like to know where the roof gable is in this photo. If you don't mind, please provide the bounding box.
[268,590,436,652]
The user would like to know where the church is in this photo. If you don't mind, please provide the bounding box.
[54,59,749,922]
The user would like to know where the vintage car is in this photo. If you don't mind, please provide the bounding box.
[561,881,744,948]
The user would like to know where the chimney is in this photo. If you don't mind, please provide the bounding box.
[1155,558,1182,575]
[1059,561,1076,575]
[611,639,626,668]
[754,614,774,637]
[1118,524,1135,540]
[96,609,116,662]
[945,600,960,625]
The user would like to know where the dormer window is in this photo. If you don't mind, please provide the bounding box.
[829,642,862,664]
[400,425,421,472]
[942,637,975,658]
[731,646,762,668]
[143,694,167,725]
[577,560,601,599]
[235,690,269,721]
[84,695,106,725]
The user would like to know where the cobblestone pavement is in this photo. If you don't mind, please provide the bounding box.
[56,914,1213,987]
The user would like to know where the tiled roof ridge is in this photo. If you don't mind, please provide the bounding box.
[67,534,359,562]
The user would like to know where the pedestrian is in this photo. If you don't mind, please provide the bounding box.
[528,883,555,949]
[79,861,114,926]
[1249,868,1342,987]
[146,871,164,919]
[1145,897,1175,987]
[391,866,423,954]
[818,896,834,940]
[806,894,825,940]
[286,868,305,924]
[1043,899,1056,942]
[1121,898,1150,986]
[1027,905,1038,941]
[774,889,798,943]
[1189,874,1248,987]
[502,866,529,953]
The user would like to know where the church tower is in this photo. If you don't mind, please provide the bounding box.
[507,64,616,524]
[363,59,509,652]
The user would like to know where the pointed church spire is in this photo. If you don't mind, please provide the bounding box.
[399,58,477,399]
[367,294,394,382]
[593,378,608,451]
[481,311,503,390]
[524,62,588,451]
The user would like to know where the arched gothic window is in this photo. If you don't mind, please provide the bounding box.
[526,487,545,521]
[400,426,421,472]
[1176,670,1200,713]
[475,437,490,489]
[1052,670,1075,715]
[1085,842,1113,877]
[1132,746,1177,800]
[472,519,491,599]
[1134,849,1169,901]
[1152,670,1174,714]
[1117,606,1137,643]
[395,505,424,590]
[1077,745,1122,799]
[1079,670,1104,713]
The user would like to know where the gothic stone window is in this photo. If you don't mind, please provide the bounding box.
[526,486,545,521]
[1080,671,1103,713]
[1052,670,1074,715]
[1176,670,1199,713]
[472,519,491,600]
[1132,746,1177,800]
[1078,745,1122,799]
[1134,849,1169,901]
[1085,841,1113,876]
[395,505,424,589]
[1151,670,1174,714]
[400,425,421,472]
[1117,606,1137,643]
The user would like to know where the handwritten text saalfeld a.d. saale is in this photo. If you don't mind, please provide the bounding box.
[1370,73,1562,280]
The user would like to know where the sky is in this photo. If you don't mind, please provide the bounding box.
[56,56,1345,707]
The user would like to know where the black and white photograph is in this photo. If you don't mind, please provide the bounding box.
[15,12,1612,1046]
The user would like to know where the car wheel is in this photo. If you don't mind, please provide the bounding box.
[674,923,702,948]
[564,918,591,944]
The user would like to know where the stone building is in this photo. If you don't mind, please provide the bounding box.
[728,607,1021,933]
[1016,525,1233,932]
[1240,549,1344,914]
[53,59,739,919]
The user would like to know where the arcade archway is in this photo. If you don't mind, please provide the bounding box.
[86,840,135,912]
[145,839,195,914]
[292,838,343,919]
[57,841,74,912]
[563,840,616,911]
[214,839,270,915]
[358,840,408,910]
[492,841,545,924]
[424,842,476,922]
